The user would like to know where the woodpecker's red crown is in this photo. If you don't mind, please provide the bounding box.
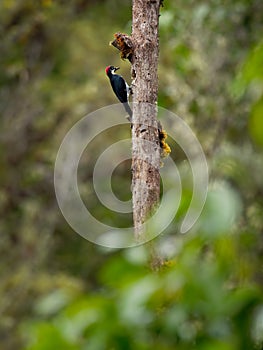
[105,66,111,75]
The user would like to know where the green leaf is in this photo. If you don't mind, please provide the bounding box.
[25,323,77,350]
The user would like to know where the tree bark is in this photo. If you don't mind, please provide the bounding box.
[131,0,161,240]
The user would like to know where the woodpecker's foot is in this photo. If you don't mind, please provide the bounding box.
[128,85,133,95]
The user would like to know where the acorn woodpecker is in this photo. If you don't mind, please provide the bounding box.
[105,65,132,121]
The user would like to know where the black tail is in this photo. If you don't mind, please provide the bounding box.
[123,103,132,122]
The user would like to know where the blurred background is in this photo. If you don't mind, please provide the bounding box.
[1,0,263,349]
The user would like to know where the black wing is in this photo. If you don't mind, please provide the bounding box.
[110,75,128,103]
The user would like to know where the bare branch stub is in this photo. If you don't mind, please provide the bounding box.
[110,32,133,62]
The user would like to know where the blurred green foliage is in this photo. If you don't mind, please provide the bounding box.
[0,0,263,349]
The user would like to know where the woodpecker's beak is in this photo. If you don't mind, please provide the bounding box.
[114,66,120,72]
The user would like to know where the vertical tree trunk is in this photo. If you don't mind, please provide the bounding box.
[131,0,161,240]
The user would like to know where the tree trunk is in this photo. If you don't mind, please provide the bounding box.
[131,0,161,240]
